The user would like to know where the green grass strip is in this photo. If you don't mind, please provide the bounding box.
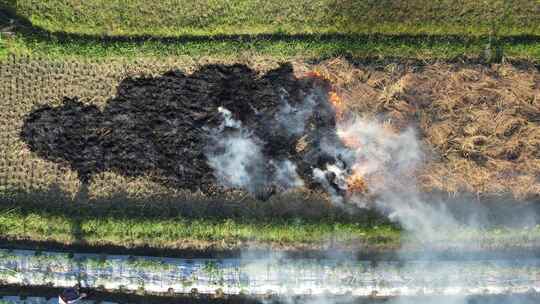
[1,0,539,61]
[0,210,400,248]
[3,33,539,61]
[13,0,540,37]
[1,209,539,252]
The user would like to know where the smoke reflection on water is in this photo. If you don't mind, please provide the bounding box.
[0,249,538,299]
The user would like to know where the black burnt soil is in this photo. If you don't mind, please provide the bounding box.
[21,63,345,197]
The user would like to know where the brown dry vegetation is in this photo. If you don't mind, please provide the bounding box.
[0,56,539,203]
[314,59,540,201]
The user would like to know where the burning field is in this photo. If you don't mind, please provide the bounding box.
[1,57,539,205]
[18,61,434,206]
[20,63,356,201]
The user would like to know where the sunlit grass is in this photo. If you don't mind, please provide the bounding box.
[1,209,538,251]
[14,0,540,37]
[1,0,538,61]
[4,33,538,62]
[0,210,401,248]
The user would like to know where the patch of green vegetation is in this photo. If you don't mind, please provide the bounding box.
[3,33,539,62]
[0,203,538,252]
[127,257,170,271]
[0,0,538,60]
[13,0,540,37]
[0,209,400,249]
[0,35,7,60]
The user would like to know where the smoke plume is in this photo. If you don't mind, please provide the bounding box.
[206,106,304,196]
[233,70,540,304]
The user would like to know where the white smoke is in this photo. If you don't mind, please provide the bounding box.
[229,81,539,304]
[312,116,467,304]
[313,163,348,205]
[234,89,538,303]
[325,116,537,304]
[276,92,318,136]
[207,132,265,193]
[206,106,304,194]
[386,296,468,304]
[272,159,304,189]
[217,106,241,129]
[313,116,463,241]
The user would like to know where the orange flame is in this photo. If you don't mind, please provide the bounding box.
[304,71,346,122]
[305,71,322,78]
[305,71,369,196]
[331,93,368,195]
[326,86,367,194]
[339,132,361,149]
[329,91,346,121]
[347,170,368,194]
[304,70,370,196]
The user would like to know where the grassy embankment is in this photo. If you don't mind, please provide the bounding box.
[0,0,539,60]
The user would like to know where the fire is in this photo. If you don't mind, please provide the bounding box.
[326,86,368,195]
[347,169,368,194]
[338,131,361,149]
[329,91,346,121]
[305,71,322,78]
[305,70,369,197]
[305,71,346,121]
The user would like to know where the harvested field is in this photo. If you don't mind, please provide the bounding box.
[0,56,539,252]
[2,2,540,300]
[1,57,538,202]
[317,60,540,200]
